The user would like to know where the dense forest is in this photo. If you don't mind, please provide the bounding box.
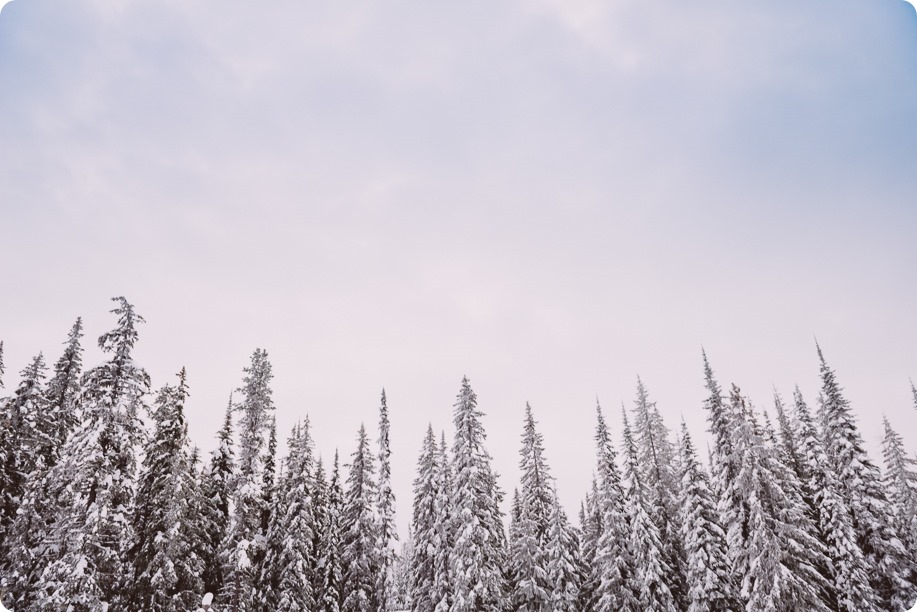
[0,297,915,611]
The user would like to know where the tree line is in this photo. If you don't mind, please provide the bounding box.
[0,297,915,611]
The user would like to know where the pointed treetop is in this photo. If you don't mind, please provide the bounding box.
[98,296,145,357]
[911,379,916,411]
[0,339,4,388]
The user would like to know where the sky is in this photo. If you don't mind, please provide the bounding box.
[1,0,916,538]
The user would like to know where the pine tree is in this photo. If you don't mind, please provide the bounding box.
[577,483,602,612]
[126,368,204,611]
[816,345,911,609]
[377,390,398,611]
[449,377,507,612]
[631,379,686,608]
[0,353,49,549]
[433,432,453,612]
[200,400,235,602]
[390,540,415,611]
[223,348,276,612]
[411,425,440,612]
[263,420,317,612]
[316,452,345,612]
[881,417,917,596]
[35,297,151,610]
[593,402,638,612]
[342,424,380,612]
[772,388,805,487]
[545,487,581,612]
[677,422,737,612]
[510,403,553,612]
[723,385,831,611]
[621,408,676,612]
[44,318,84,462]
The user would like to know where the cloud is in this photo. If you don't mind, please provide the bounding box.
[1,0,916,533]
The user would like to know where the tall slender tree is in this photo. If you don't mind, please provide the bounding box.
[126,368,204,611]
[816,345,911,609]
[881,417,917,594]
[316,451,345,612]
[433,432,453,612]
[199,400,235,602]
[44,318,84,461]
[449,377,507,612]
[377,390,398,611]
[223,348,276,611]
[545,486,581,612]
[411,425,440,612]
[35,297,151,610]
[342,424,380,612]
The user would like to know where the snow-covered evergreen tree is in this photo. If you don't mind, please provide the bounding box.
[126,368,204,611]
[577,483,602,612]
[390,540,414,611]
[593,402,638,612]
[377,390,398,611]
[449,377,507,612]
[411,425,440,612]
[199,400,235,603]
[35,297,151,610]
[315,452,345,612]
[223,348,276,611]
[882,417,917,595]
[621,408,676,612]
[342,424,380,612]
[630,379,686,608]
[545,487,580,612]
[509,403,553,612]
[677,422,738,612]
[0,340,4,389]
[0,354,49,549]
[723,385,831,611]
[433,432,453,612]
[816,345,911,609]
[43,318,84,462]
[261,420,317,612]
[793,388,879,611]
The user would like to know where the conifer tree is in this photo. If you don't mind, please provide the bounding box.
[223,348,276,611]
[509,403,553,612]
[44,318,84,461]
[0,354,49,549]
[881,417,917,594]
[262,420,317,612]
[35,297,151,610]
[816,345,911,608]
[545,487,581,612]
[0,340,4,390]
[621,408,676,612]
[723,385,831,611]
[377,390,398,611]
[772,389,805,486]
[127,368,204,611]
[631,379,686,608]
[593,402,638,612]
[342,424,380,612]
[577,483,602,612]
[200,400,235,602]
[677,422,737,612]
[433,431,452,612]
[411,425,440,612]
[449,377,507,612]
[911,380,917,411]
[316,452,345,612]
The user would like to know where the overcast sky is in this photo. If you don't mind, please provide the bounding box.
[2,0,916,537]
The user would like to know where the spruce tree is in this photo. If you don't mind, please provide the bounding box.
[411,425,440,612]
[342,424,380,612]
[199,400,235,602]
[223,348,276,611]
[126,368,204,611]
[631,379,686,608]
[621,408,676,612]
[433,432,452,612]
[723,385,831,611]
[545,487,581,612]
[0,340,4,390]
[0,354,49,549]
[377,390,398,611]
[449,377,507,612]
[35,297,151,610]
[262,420,317,612]
[510,403,553,612]
[593,402,638,612]
[677,422,737,612]
[44,318,84,462]
[577,483,602,612]
[316,451,345,612]
[816,345,911,608]
[881,417,917,597]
